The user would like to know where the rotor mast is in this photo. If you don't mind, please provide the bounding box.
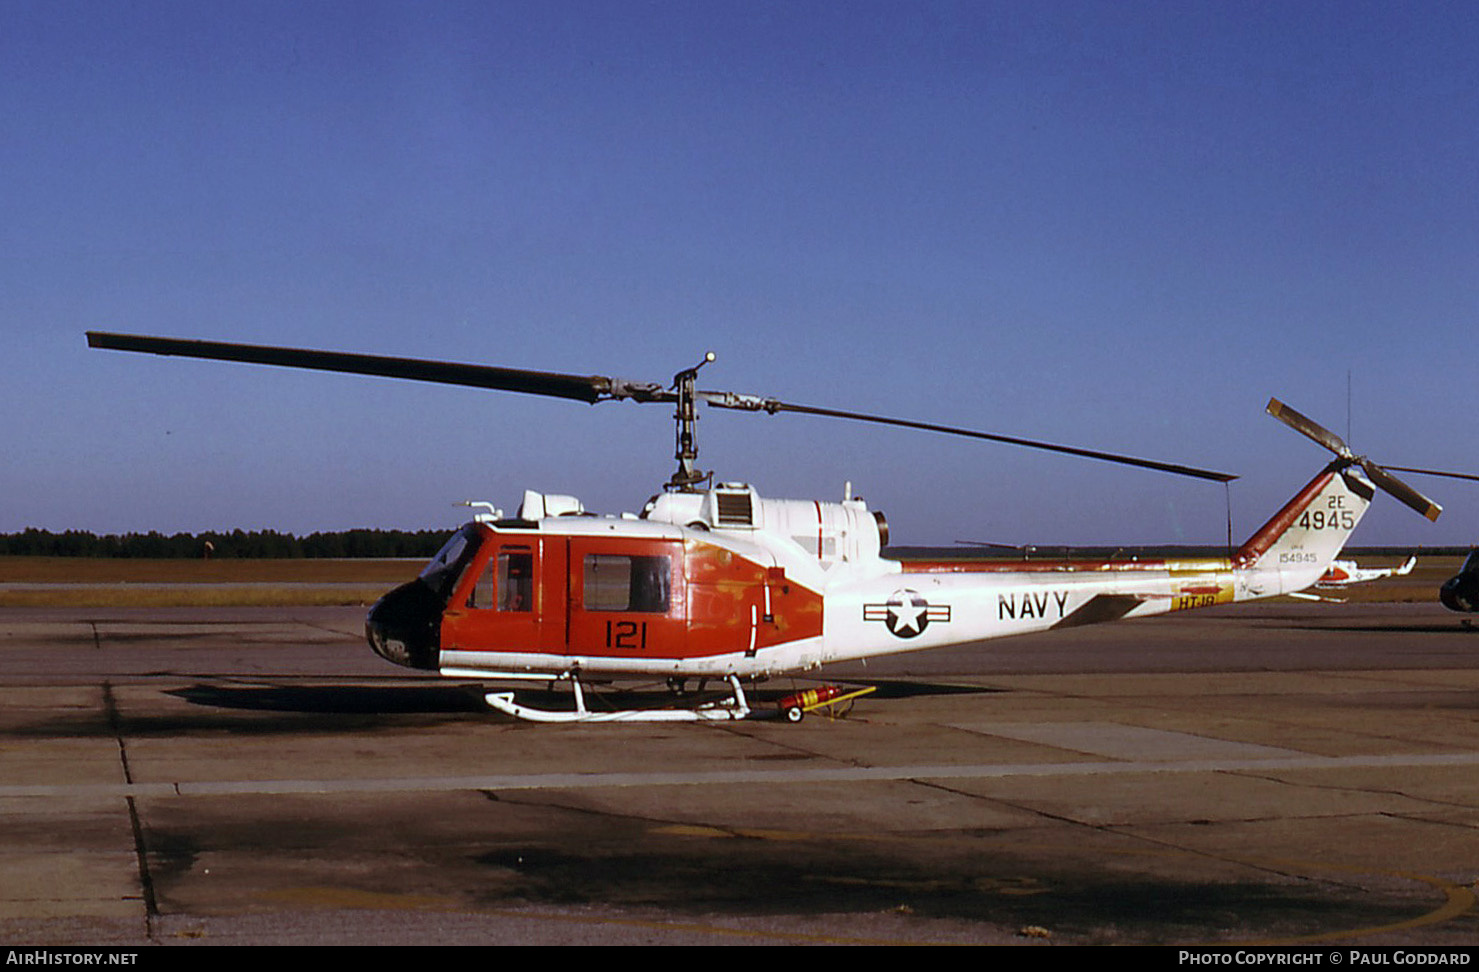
[670,351,716,491]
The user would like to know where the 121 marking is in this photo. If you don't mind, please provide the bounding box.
[605,620,649,650]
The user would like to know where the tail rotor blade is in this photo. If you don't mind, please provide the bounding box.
[1266,398,1352,458]
[1360,459,1442,522]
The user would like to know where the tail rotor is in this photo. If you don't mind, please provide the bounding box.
[1266,398,1442,521]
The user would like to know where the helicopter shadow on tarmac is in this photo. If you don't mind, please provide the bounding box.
[1274,620,1479,635]
[163,676,1000,721]
[167,683,492,716]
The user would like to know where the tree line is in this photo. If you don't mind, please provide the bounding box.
[0,528,452,559]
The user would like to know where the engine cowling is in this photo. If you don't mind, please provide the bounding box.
[643,483,888,565]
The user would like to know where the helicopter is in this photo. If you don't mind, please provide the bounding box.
[1315,555,1417,589]
[1440,551,1479,613]
[87,331,1445,722]
[1282,554,1419,604]
[1349,467,1479,617]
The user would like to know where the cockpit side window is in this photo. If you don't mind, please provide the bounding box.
[467,546,535,611]
[498,550,534,611]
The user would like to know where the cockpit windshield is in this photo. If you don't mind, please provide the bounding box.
[418,524,484,601]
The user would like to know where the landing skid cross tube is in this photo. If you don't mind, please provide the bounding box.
[481,673,755,723]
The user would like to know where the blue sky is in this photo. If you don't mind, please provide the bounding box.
[4,1,1477,546]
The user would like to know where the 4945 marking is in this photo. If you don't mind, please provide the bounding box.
[1300,495,1356,531]
[1298,509,1355,530]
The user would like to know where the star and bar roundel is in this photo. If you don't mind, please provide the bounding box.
[863,589,952,639]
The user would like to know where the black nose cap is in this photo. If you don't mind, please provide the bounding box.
[365,580,443,670]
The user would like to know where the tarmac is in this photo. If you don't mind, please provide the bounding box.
[1,601,1477,945]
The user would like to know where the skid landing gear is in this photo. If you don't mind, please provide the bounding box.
[483,673,753,723]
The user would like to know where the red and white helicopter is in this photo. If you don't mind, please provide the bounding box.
[1314,556,1417,589]
[88,332,1444,722]
[1284,554,1420,602]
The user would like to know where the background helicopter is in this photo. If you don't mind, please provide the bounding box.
[1440,551,1479,614]
[1283,554,1419,603]
[1355,465,1479,616]
[87,332,1445,722]
[1315,555,1417,589]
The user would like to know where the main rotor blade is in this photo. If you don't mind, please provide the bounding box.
[1384,464,1479,483]
[1265,398,1352,458]
[86,332,1240,482]
[85,332,650,404]
[705,395,1237,482]
[1359,459,1443,522]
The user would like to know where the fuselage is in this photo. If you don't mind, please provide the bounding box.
[366,470,1368,680]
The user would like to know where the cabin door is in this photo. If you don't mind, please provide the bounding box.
[442,537,568,656]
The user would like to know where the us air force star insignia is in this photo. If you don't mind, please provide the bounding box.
[863,589,951,639]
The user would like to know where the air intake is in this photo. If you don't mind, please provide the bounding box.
[714,490,754,527]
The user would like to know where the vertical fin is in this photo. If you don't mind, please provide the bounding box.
[1234,463,1373,575]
